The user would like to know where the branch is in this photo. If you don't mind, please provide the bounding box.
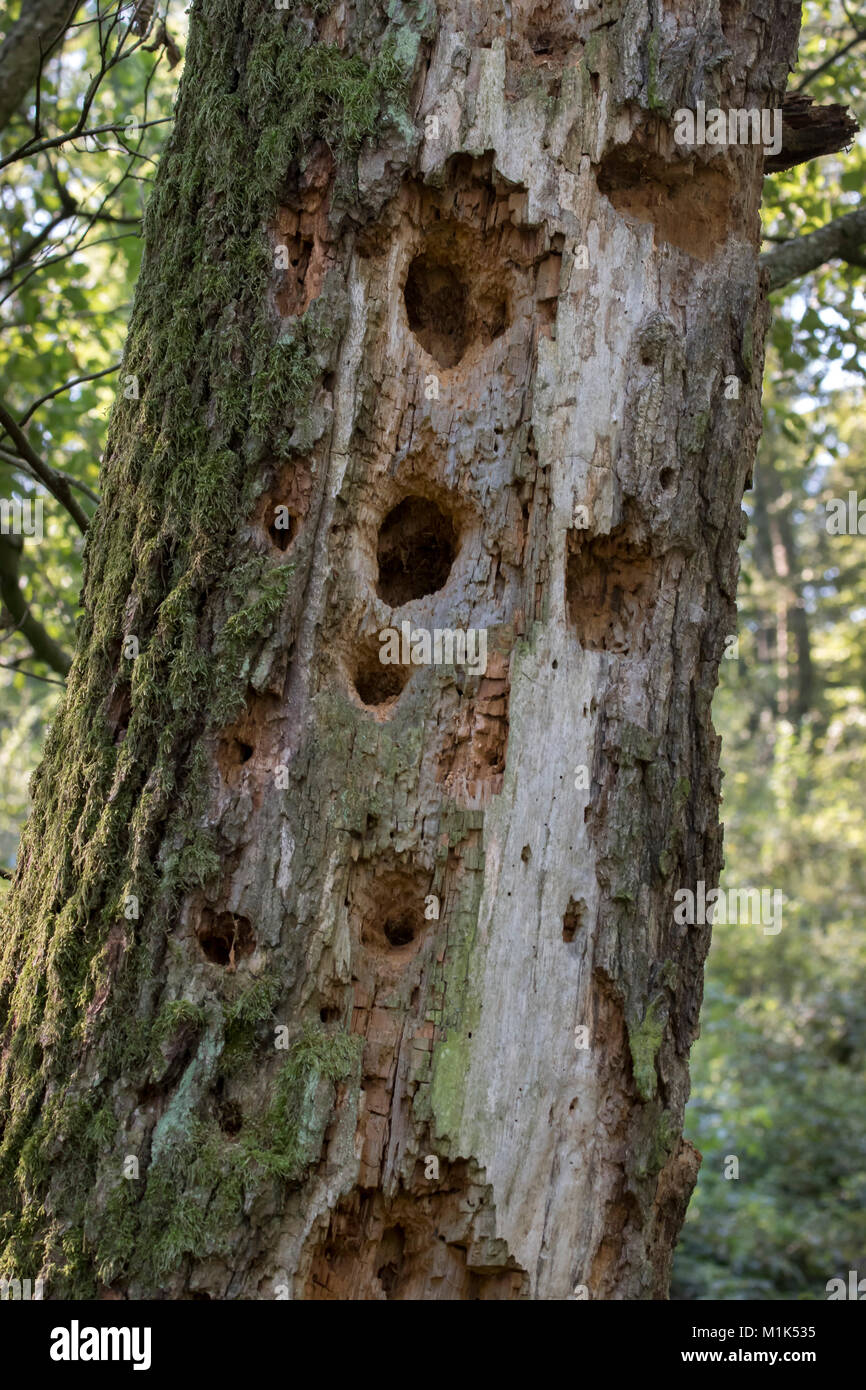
[0,115,173,174]
[765,93,859,174]
[761,206,866,290]
[0,533,72,677]
[0,661,67,688]
[0,230,141,307]
[0,445,100,506]
[793,28,866,94]
[0,198,78,281]
[0,398,89,532]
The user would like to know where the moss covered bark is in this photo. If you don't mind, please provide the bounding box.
[0,0,426,1294]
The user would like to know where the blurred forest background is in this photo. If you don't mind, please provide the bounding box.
[0,0,864,1299]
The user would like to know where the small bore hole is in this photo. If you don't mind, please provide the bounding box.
[384,915,416,948]
[562,897,585,943]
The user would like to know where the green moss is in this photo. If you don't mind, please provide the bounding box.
[427,831,486,1141]
[647,27,664,111]
[242,1023,363,1179]
[95,1024,362,1287]
[151,999,206,1049]
[635,1106,678,1178]
[0,0,423,1291]
[220,973,281,1075]
[629,1001,665,1103]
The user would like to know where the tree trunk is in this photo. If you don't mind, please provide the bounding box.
[0,0,801,1300]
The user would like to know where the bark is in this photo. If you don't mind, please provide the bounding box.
[0,0,801,1301]
[763,91,858,174]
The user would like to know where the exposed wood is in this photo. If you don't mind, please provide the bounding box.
[0,0,804,1301]
[764,92,859,174]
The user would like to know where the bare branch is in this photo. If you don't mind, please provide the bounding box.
[761,205,866,290]
[0,446,101,506]
[0,661,67,688]
[793,27,866,94]
[0,115,174,174]
[17,363,121,428]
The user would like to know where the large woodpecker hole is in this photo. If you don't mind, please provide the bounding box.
[195,911,255,968]
[268,506,298,551]
[376,496,456,607]
[350,858,432,969]
[404,256,469,367]
[596,144,734,260]
[383,912,417,949]
[402,215,510,369]
[362,890,426,962]
[253,459,312,555]
[302,1180,527,1300]
[509,0,585,64]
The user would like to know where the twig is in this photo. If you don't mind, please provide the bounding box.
[794,28,866,94]
[0,662,67,688]
[0,115,172,173]
[0,445,101,505]
[18,363,121,427]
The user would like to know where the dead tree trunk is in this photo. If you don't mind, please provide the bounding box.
[0,0,801,1300]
